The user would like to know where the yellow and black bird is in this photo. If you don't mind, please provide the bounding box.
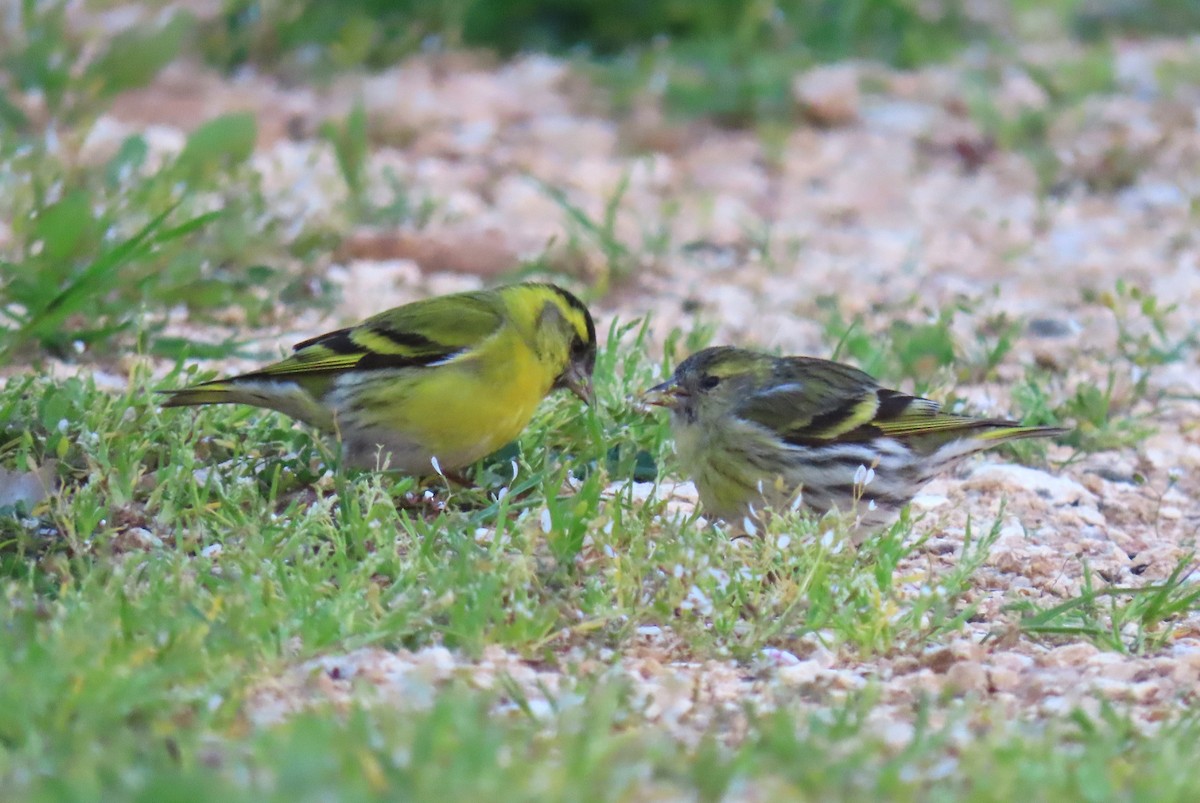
[162,283,596,472]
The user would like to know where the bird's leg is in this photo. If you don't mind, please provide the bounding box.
[439,469,476,487]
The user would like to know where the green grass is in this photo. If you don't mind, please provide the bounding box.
[1012,555,1200,653]
[4,1,1200,798]
[7,660,1200,801]
[2,135,1190,799]
[1,1,190,129]
[1,301,1194,798]
[186,0,1195,140]
[0,112,339,364]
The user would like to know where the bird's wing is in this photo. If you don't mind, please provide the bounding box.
[870,402,991,438]
[733,357,891,444]
[738,353,1019,447]
[258,292,505,377]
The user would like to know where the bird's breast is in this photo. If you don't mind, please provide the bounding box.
[332,333,555,471]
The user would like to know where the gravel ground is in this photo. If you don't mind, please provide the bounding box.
[77,37,1200,740]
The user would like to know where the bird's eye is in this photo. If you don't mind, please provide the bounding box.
[700,375,721,391]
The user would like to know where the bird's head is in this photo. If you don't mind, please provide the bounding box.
[512,283,597,405]
[640,346,772,423]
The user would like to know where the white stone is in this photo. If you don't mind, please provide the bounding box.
[777,659,826,687]
[792,64,861,126]
[967,464,1093,507]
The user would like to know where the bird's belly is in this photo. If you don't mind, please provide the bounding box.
[331,354,550,472]
[674,419,923,527]
[673,420,782,520]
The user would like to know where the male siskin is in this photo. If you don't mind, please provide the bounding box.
[162,283,596,473]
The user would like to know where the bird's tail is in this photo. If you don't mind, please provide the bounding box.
[971,423,1071,443]
[159,376,335,431]
[158,381,245,408]
[918,422,1069,468]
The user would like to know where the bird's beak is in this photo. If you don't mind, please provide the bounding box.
[559,362,596,406]
[640,380,685,410]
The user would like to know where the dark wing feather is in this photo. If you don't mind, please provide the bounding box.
[729,354,1063,451]
[256,292,505,377]
[734,357,886,445]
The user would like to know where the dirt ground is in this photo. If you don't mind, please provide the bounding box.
[77,37,1200,740]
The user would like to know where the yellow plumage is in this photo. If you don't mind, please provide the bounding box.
[161,283,596,472]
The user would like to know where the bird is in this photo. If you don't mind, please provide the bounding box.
[161,283,597,473]
[641,346,1068,531]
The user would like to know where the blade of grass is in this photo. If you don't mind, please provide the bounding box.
[9,205,219,357]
